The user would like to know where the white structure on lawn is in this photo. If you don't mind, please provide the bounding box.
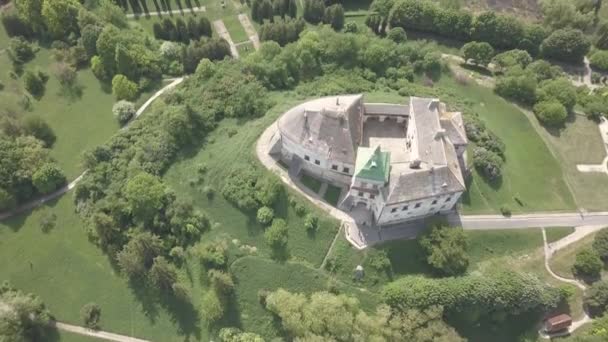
[268,94,468,226]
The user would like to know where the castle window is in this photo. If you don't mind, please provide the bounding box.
[372,184,378,190]
[415,203,421,208]
[331,164,338,170]
[361,182,368,188]
[432,199,438,205]
[343,167,350,173]
[370,194,375,199]
[358,191,364,197]
[304,155,310,161]
[445,197,452,202]
[391,208,397,213]
[402,205,408,211]
[314,159,320,165]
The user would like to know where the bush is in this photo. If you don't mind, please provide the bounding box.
[387,27,407,43]
[80,303,101,329]
[590,50,608,72]
[500,206,512,217]
[473,147,503,182]
[111,74,138,101]
[201,291,224,324]
[585,280,608,316]
[8,37,35,64]
[594,228,608,260]
[461,41,494,66]
[572,249,603,279]
[0,187,16,211]
[256,206,274,225]
[23,69,48,97]
[303,214,319,233]
[23,116,56,147]
[265,218,289,249]
[533,100,567,126]
[541,28,590,64]
[199,241,228,269]
[32,163,66,194]
[536,78,577,112]
[112,100,136,125]
[368,250,392,272]
[295,203,307,216]
[418,222,469,276]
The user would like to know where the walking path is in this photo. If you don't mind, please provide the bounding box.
[538,226,605,338]
[0,78,185,221]
[213,20,239,58]
[577,117,608,175]
[55,322,150,342]
[126,6,206,18]
[238,14,261,50]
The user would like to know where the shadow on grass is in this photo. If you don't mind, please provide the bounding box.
[459,63,493,77]
[448,310,542,342]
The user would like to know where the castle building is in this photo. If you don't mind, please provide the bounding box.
[270,94,468,226]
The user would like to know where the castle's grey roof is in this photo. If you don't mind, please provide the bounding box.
[278,95,362,164]
[409,97,446,167]
[364,103,409,116]
[440,111,467,146]
[384,164,466,203]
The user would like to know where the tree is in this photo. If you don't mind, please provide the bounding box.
[387,27,407,43]
[461,41,494,66]
[473,147,503,182]
[198,17,212,37]
[162,18,177,41]
[304,213,318,233]
[32,163,66,194]
[198,240,228,269]
[494,66,537,104]
[15,0,43,33]
[288,0,297,18]
[149,256,178,292]
[323,4,344,30]
[536,78,577,112]
[99,0,127,28]
[23,69,48,98]
[112,100,136,125]
[491,49,532,72]
[176,18,189,43]
[219,328,265,342]
[265,218,288,249]
[533,100,568,126]
[527,59,564,81]
[0,282,54,341]
[201,290,224,324]
[585,280,608,316]
[418,222,469,275]
[596,20,608,50]
[541,0,593,31]
[22,116,56,147]
[593,228,608,260]
[208,269,235,297]
[41,0,81,38]
[54,62,77,88]
[187,17,201,40]
[256,206,274,225]
[8,37,35,65]
[80,302,101,329]
[124,172,167,222]
[116,232,163,278]
[0,187,16,211]
[111,74,138,101]
[573,249,603,279]
[541,28,591,64]
[590,50,608,72]
[303,0,325,24]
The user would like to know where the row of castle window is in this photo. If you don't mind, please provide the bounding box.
[303,155,350,173]
[390,196,452,213]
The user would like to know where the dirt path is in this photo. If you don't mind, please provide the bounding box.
[213,20,239,58]
[55,322,150,342]
[237,14,260,50]
[320,224,343,270]
[126,6,205,18]
[0,78,185,221]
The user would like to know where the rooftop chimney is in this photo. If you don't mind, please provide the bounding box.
[409,159,421,169]
[336,97,340,105]
[428,99,440,110]
[435,129,446,140]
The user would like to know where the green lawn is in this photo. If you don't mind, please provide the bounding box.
[435,78,577,214]
[323,184,342,206]
[57,330,101,342]
[549,231,600,280]
[300,173,322,193]
[546,227,575,243]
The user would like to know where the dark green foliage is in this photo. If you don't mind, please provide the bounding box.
[23,69,48,98]
[536,78,577,112]
[265,218,289,249]
[584,280,608,316]
[473,147,503,182]
[183,38,232,73]
[1,9,33,38]
[418,222,469,276]
[303,0,326,24]
[387,27,407,43]
[461,41,494,66]
[541,28,591,64]
[0,187,16,211]
[148,256,178,292]
[80,302,101,329]
[116,232,163,279]
[494,66,537,104]
[32,163,66,194]
[533,100,568,126]
[208,269,235,298]
[257,206,274,225]
[491,49,532,72]
[80,24,103,57]
[259,18,306,46]
[22,116,56,147]
[8,36,35,65]
[221,167,282,211]
[0,282,54,341]
[590,50,608,72]
[198,240,228,269]
[593,228,608,260]
[323,4,344,30]
[596,20,608,50]
[527,60,564,82]
[471,11,524,50]
[382,270,563,319]
[124,172,167,222]
[572,249,603,279]
[304,213,319,233]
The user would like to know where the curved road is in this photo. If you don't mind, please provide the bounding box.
[0,77,184,221]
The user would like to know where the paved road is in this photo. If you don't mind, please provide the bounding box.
[56,322,150,342]
[0,78,185,221]
[448,212,608,230]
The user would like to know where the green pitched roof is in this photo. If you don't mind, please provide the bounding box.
[354,146,390,183]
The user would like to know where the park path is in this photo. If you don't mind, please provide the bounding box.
[126,6,205,18]
[577,117,608,175]
[213,20,239,58]
[0,78,185,221]
[238,14,260,50]
[538,226,606,338]
[55,322,150,342]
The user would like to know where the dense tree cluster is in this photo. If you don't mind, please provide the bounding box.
[152,17,212,43]
[265,289,465,340]
[0,282,55,341]
[585,280,608,316]
[259,18,306,46]
[460,41,494,67]
[573,249,603,279]
[251,0,297,23]
[382,270,564,323]
[418,221,469,276]
[221,166,282,211]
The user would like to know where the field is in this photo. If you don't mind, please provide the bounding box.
[549,230,602,280]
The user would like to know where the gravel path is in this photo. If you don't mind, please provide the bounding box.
[0,78,185,221]
[213,20,239,58]
[126,6,205,18]
[55,322,150,342]
[237,14,260,50]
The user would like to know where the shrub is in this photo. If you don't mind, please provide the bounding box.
[303,214,318,233]
[265,218,288,249]
[0,187,16,211]
[585,280,608,316]
[541,28,590,64]
[387,27,407,43]
[368,250,392,272]
[39,211,57,233]
[80,302,101,329]
[473,147,503,182]
[533,100,567,126]
[343,22,358,33]
[32,163,66,194]
[23,69,48,97]
[256,206,274,225]
[461,41,494,66]
[536,78,577,112]
[590,50,608,72]
[112,100,136,125]
[208,269,235,297]
[201,291,224,324]
[111,74,138,101]
[199,241,228,269]
[418,222,469,276]
[8,37,35,64]
[23,116,56,147]
[572,249,603,279]
[295,203,307,216]
[500,206,512,217]
[593,228,608,260]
